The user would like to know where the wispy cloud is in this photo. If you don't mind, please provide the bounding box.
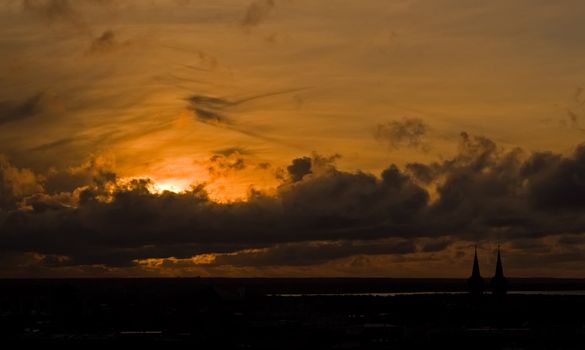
[0,92,48,125]
[187,88,308,146]
[375,117,430,151]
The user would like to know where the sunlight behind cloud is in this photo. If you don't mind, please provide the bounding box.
[155,178,192,194]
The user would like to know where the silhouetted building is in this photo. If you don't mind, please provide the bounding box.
[491,245,508,296]
[468,246,484,296]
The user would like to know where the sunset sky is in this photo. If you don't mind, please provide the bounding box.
[2,0,585,277]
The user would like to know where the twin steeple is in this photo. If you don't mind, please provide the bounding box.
[467,245,507,296]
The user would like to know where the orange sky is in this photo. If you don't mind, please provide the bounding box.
[1,0,585,277]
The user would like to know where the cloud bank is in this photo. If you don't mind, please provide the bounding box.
[2,133,585,276]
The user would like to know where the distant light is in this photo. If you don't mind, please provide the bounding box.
[155,179,191,193]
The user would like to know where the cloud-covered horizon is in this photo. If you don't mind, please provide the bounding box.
[2,133,585,277]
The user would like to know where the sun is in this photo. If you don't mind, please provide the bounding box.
[153,178,252,202]
[155,178,192,193]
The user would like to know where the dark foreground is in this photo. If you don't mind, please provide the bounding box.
[1,278,585,349]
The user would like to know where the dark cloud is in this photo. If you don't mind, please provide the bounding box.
[523,145,585,210]
[282,153,340,183]
[188,95,231,124]
[186,88,308,145]
[287,157,311,182]
[187,88,307,125]
[43,157,115,194]
[405,162,441,184]
[207,152,247,178]
[194,108,227,124]
[210,239,416,267]
[4,134,585,272]
[0,92,47,125]
[0,153,429,268]
[241,0,275,28]
[375,117,429,151]
[418,238,452,253]
[0,156,43,210]
[257,162,271,170]
[213,146,252,157]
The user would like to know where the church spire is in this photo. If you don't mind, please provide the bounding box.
[495,245,504,278]
[468,245,484,296]
[472,245,481,278]
[491,245,508,297]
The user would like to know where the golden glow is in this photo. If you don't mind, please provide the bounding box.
[116,161,279,203]
[191,254,216,265]
[155,178,191,193]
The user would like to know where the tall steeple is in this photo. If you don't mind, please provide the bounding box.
[491,245,507,297]
[468,246,484,296]
[495,246,504,279]
[472,246,481,278]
